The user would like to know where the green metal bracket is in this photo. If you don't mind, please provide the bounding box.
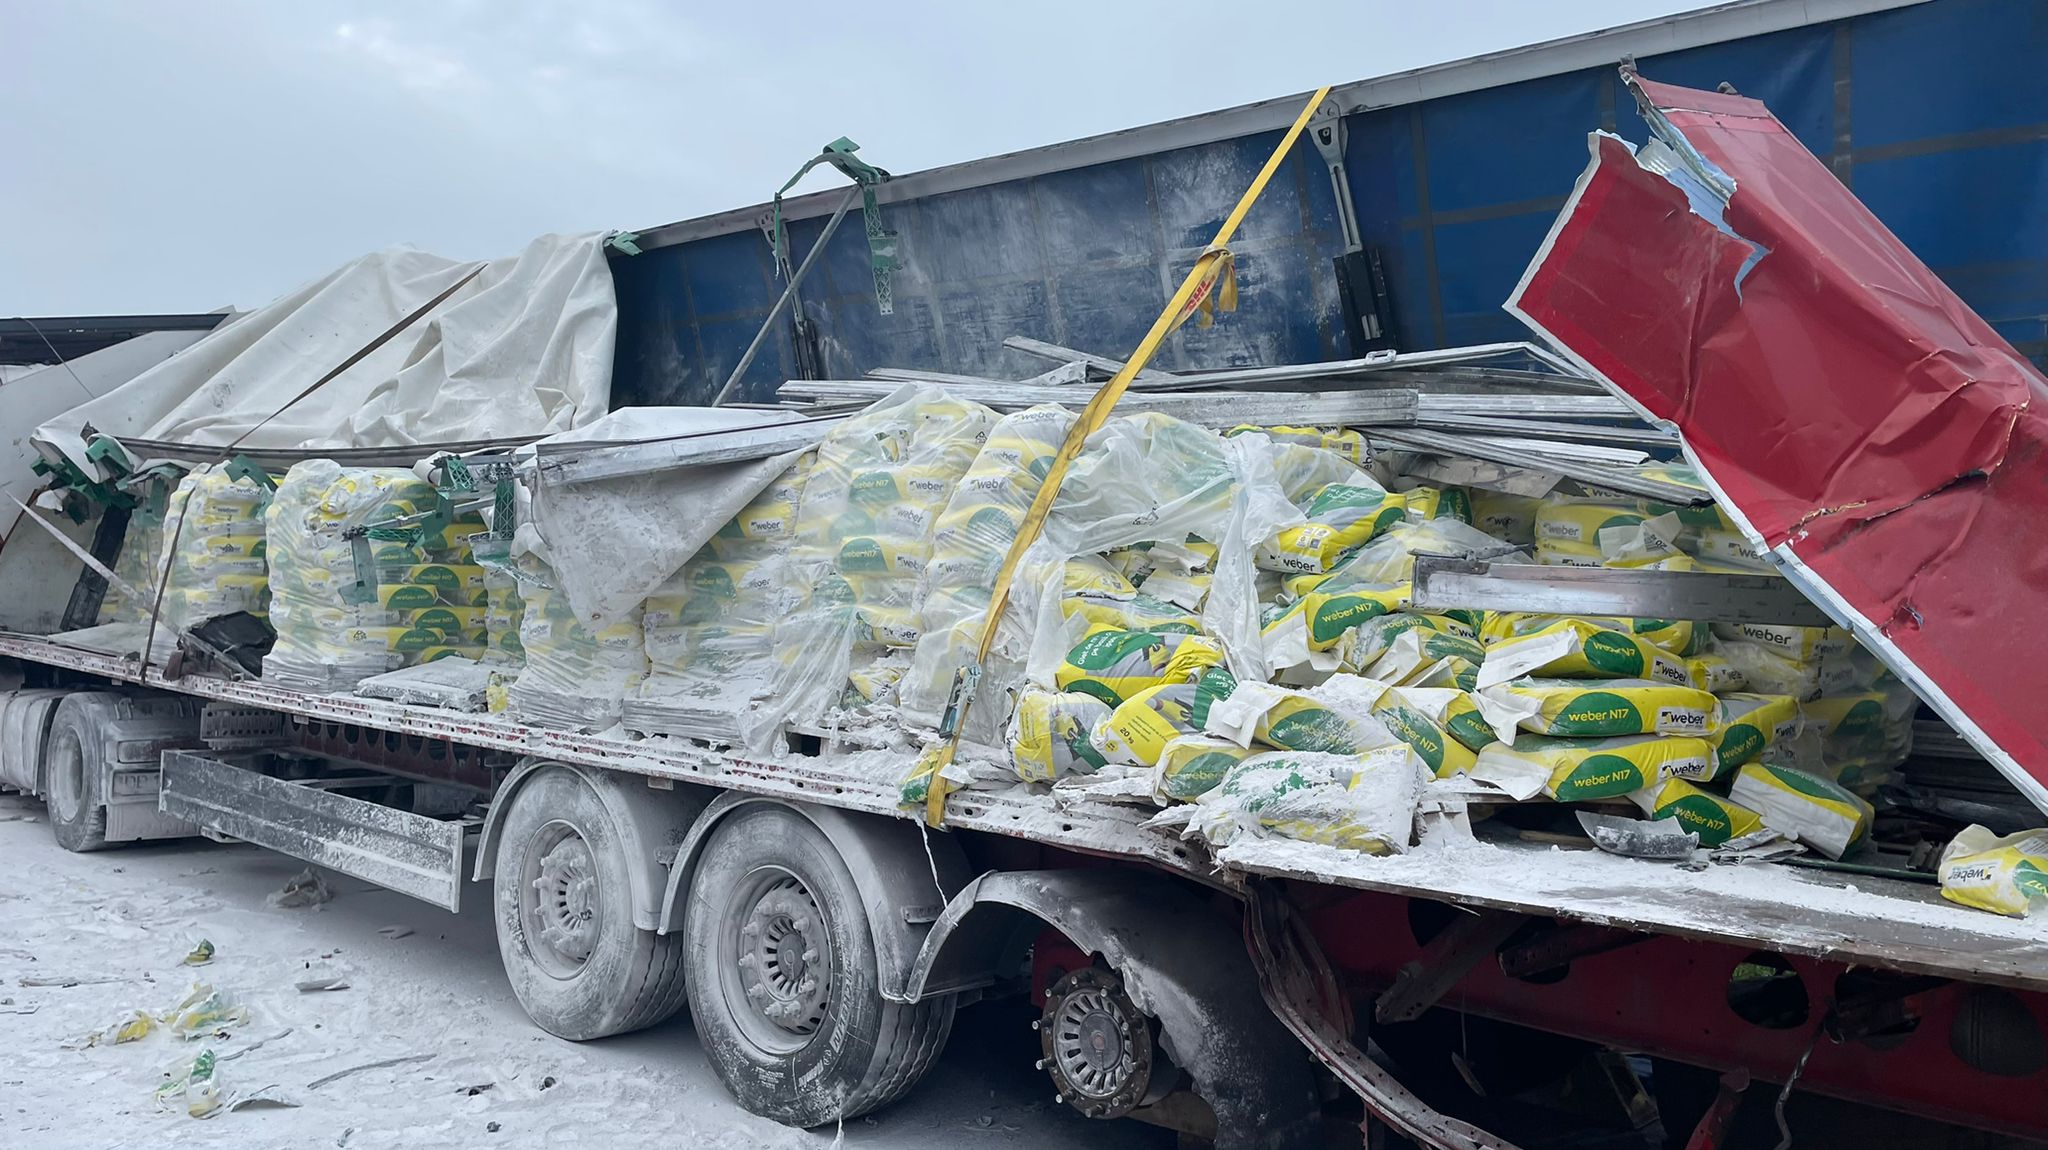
[772,137,897,317]
[223,455,278,493]
[83,434,134,479]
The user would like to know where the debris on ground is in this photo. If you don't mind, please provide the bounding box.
[183,938,216,966]
[1576,811,1698,861]
[267,868,335,909]
[375,925,413,940]
[306,1052,434,1090]
[294,970,351,992]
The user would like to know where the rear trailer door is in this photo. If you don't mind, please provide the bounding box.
[1508,74,2048,815]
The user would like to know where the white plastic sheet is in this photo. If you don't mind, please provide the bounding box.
[33,234,616,470]
[523,406,804,626]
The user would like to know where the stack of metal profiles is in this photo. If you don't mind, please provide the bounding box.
[774,339,1702,506]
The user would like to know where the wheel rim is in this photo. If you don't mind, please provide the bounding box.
[47,731,85,824]
[1042,968,1153,1118]
[520,821,600,979]
[718,865,832,1055]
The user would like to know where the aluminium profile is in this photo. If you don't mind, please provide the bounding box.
[1410,555,1830,626]
[531,415,847,486]
[1369,426,1703,503]
[777,378,1419,427]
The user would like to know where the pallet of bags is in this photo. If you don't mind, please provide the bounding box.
[263,461,483,691]
[508,554,645,731]
[768,388,997,732]
[152,468,275,632]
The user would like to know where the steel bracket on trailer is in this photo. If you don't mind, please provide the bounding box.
[160,748,470,911]
[1244,880,1524,1150]
[1410,555,1835,626]
[1375,909,1530,1024]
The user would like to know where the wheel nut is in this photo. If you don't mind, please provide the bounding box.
[801,949,818,963]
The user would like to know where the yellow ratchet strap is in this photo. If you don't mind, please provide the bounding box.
[920,85,1335,826]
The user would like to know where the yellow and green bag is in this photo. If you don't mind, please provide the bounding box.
[1627,778,1763,846]
[1053,625,1227,706]
[1256,483,1409,575]
[1486,678,1715,738]
[1009,689,1113,783]
[1156,735,1260,801]
[1089,668,1238,766]
[1938,825,2048,917]
[1727,762,1873,859]
[1705,693,1800,778]
[1473,733,1713,802]
[1478,618,1688,688]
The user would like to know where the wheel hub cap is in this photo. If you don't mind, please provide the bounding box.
[529,832,598,966]
[738,877,830,1036]
[1042,968,1155,1119]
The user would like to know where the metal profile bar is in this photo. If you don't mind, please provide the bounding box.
[531,416,846,486]
[1369,426,1698,502]
[779,378,1419,427]
[710,185,862,407]
[1000,336,1175,381]
[1123,342,1589,393]
[1414,412,1675,449]
[1410,556,1834,626]
[1413,394,1639,419]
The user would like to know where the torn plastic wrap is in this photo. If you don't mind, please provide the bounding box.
[1508,74,2048,815]
[523,406,810,627]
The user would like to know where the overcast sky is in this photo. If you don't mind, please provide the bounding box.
[1,1,1708,316]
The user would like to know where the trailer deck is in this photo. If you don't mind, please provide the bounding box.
[8,628,2040,997]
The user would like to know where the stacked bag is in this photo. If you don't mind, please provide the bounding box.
[509,554,645,730]
[629,462,809,731]
[264,461,486,692]
[150,469,273,633]
[772,390,996,722]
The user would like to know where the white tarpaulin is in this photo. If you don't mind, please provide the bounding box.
[520,407,806,626]
[32,233,616,473]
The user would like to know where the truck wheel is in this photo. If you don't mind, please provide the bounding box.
[492,766,689,1040]
[46,694,113,853]
[683,804,954,1126]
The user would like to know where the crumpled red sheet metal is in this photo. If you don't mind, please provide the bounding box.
[1508,74,2048,814]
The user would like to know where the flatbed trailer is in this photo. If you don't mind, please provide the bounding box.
[5,616,2046,1146]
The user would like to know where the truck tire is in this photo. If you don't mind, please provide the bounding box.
[492,766,689,1041]
[45,693,116,853]
[683,804,954,1127]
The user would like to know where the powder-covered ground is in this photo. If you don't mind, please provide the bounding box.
[0,793,1172,1150]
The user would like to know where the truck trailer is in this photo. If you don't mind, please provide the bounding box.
[4,3,2047,1146]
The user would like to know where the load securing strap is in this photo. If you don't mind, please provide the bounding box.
[917,84,1335,827]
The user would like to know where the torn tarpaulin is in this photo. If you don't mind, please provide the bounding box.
[1507,73,2048,815]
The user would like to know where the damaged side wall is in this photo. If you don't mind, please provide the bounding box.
[611,0,2048,406]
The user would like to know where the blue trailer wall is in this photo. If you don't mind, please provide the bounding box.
[612,0,2047,406]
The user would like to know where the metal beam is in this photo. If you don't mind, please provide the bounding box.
[1410,556,1835,626]
[1001,336,1174,382]
[530,416,846,486]
[779,378,1419,427]
[1369,426,1698,502]
[1376,910,1531,1024]
[1414,413,1675,449]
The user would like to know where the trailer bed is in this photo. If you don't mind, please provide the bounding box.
[5,629,2041,995]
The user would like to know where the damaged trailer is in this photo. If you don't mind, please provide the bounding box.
[8,23,2048,1150]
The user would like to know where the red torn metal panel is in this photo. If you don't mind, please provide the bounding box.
[1508,75,2048,813]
